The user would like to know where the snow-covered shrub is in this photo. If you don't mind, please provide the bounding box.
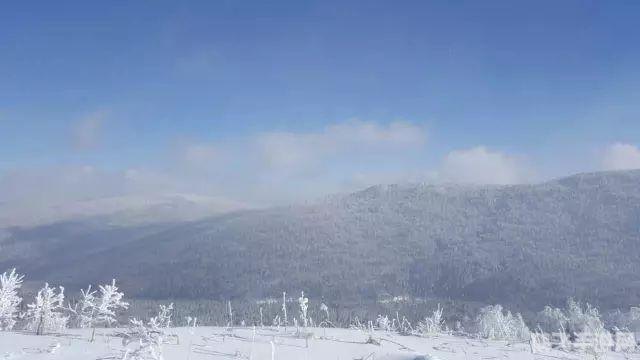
[530,329,551,354]
[0,268,24,330]
[376,314,393,332]
[349,316,368,332]
[556,300,614,358]
[71,279,128,340]
[25,283,68,335]
[121,303,176,359]
[227,300,233,327]
[149,303,173,329]
[629,307,640,332]
[122,318,164,360]
[398,316,414,335]
[603,309,632,331]
[95,280,128,326]
[298,291,309,327]
[475,304,530,341]
[259,306,264,327]
[613,329,636,353]
[583,319,613,360]
[537,305,568,333]
[281,291,288,326]
[70,285,95,329]
[320,303,329,321]
[417,304,445,336]
[272,314,281,327]
[537,298,610,354]
[565,298,602,334]
[558,326,571,351]
[185,316,197,328]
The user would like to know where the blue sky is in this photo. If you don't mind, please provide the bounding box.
[1,1,640,225]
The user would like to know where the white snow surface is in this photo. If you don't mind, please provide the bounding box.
[1,326,639,360]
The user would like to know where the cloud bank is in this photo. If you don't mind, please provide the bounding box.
[601,143,640,171]
[439,146,533,185]
[2,119,634,228]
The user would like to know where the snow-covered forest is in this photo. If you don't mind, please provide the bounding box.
[2,268,640,359]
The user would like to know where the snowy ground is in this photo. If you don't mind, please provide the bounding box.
[1,327,639,360]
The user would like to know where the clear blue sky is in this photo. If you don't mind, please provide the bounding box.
[1,1,640,219]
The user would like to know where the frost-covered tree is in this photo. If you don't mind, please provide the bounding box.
[95,280,128,326]
[0,268,24,330]
[71,285,96,329]
[26,283,68,335]
[71,279,128,341]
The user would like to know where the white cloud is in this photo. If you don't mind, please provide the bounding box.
[439,146,532,185]
[255,120,426,173]
[72,111,106,150]
[601,143,640,171]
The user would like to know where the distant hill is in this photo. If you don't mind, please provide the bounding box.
[2,170,640,311]
[0,193,249,228]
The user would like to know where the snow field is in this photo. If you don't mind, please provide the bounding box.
[2,326,640,360]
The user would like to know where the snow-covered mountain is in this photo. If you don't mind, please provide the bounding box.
[2,170,639,311]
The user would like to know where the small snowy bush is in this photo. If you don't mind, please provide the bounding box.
[417,304,445,336]
[376,314,394,332]
[298,291,309,327]
[557,324,571,351]
[537,305,568,333]
[530,329,551,354]
[281,291,288,326]
[121,303,176,360]
[397,315,414,335]
[150,303,173,329]
[0,268,24,331]
[476,304,530,341]
[226,300,233,327]
[613,329,636,353]
[583,321,613,360]
[565,298,602,334]
[122,318,164,360]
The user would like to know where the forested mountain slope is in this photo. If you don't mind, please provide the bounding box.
[1,170,639,311]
